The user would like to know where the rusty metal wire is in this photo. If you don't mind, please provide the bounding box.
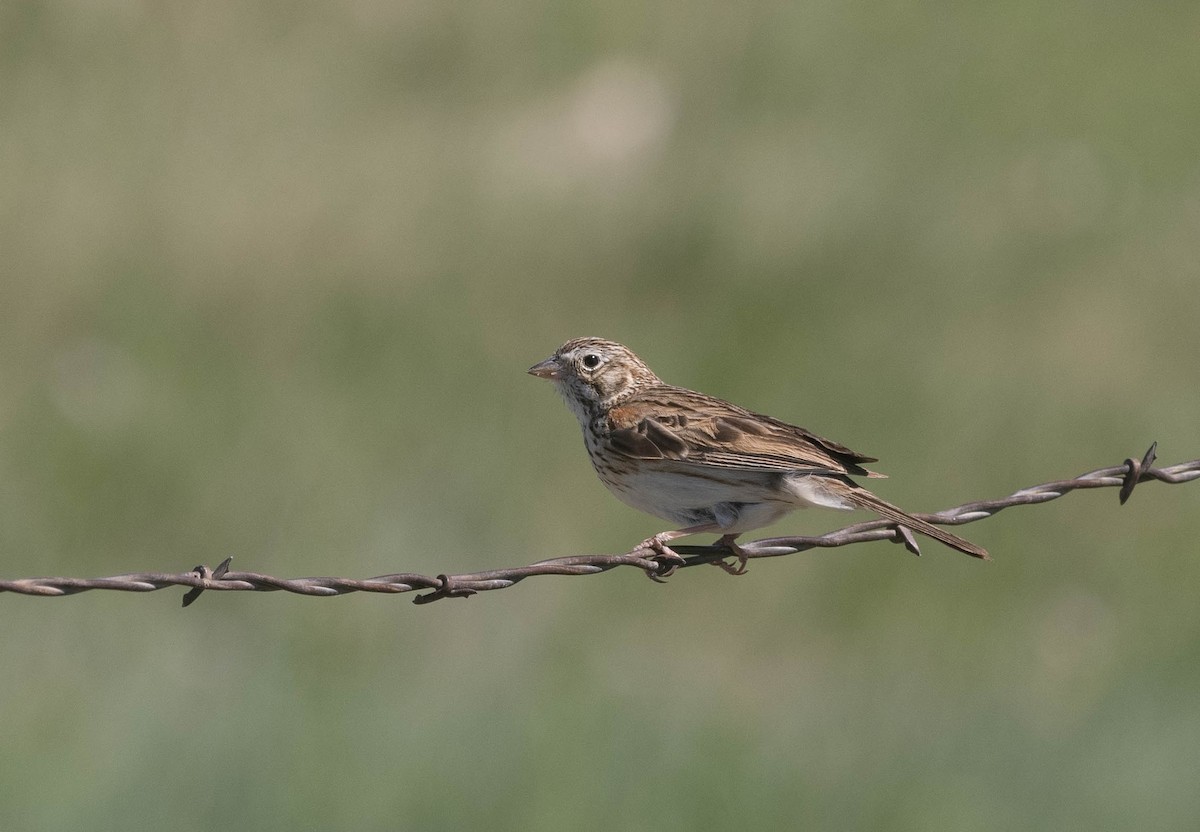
[1,444,1195,606]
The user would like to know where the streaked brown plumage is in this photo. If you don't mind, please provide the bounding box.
[529,337,988,572]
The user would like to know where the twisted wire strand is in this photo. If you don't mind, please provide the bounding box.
[1,445,1195,606]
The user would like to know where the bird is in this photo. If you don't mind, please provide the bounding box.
[528,337,988,574]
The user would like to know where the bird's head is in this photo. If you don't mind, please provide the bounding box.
[528,338,659,422]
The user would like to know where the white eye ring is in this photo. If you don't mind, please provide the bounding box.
[581,353,602,370]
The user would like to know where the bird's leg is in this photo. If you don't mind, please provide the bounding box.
[637,523,718,558]
[637,523,717,580]
[712,533,750,576]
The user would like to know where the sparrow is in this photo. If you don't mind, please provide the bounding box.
[529,337,988,573]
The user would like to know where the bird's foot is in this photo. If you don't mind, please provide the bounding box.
[637,533,687,582]
[711,534,750,576]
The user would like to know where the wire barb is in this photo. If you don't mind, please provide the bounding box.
[412,575,478,604]
[1,445,1196,606]
[1119,441,1158,505]
[182,556,232,608]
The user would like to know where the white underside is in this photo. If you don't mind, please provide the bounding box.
[601,465,854,534]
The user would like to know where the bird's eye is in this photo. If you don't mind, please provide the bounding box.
[581,353,601,370]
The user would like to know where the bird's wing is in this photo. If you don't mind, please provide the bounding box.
[604,386,884,478]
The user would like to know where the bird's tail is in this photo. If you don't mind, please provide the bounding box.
[831,480,990,560]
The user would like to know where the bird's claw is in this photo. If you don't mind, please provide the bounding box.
[638,535,686,581]
[712,555,749,576]
[707,535,750,576]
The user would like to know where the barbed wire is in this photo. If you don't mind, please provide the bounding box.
[1,444,1195,607]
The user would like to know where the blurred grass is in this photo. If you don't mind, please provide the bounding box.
[1,0,1199,829]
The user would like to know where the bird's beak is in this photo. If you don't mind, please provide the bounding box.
[527,356,561,380]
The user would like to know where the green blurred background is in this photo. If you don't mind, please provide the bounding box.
[2,1,1198,829]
